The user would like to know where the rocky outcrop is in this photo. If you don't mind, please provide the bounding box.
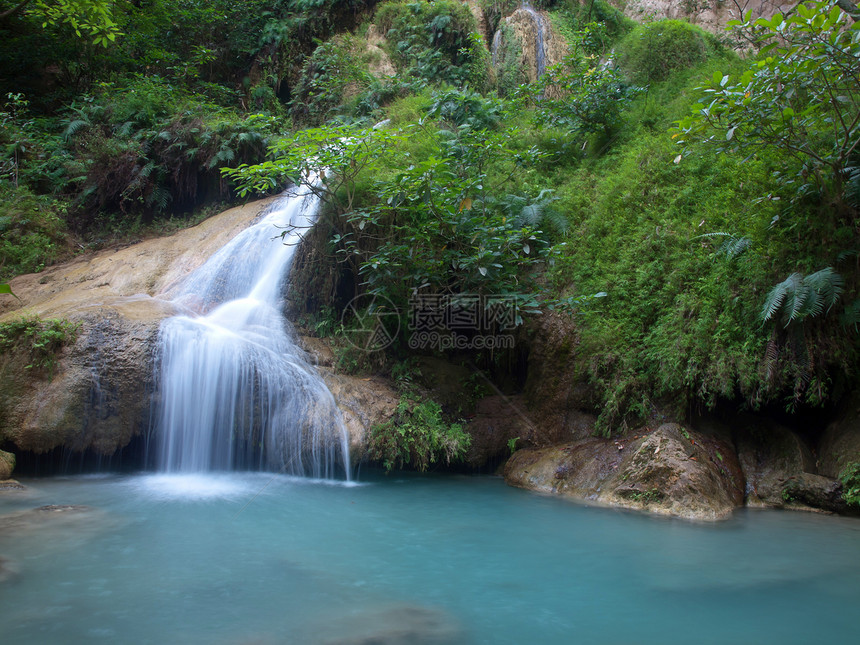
[320,370,400,464]
[491,4,567,86]
[505,423,744,520]
[736,418,813,505]
[0,450,14,480]
[465,395,533,469]
[617,0,794,35]
[818,392,860,480]
[0,198,279,459]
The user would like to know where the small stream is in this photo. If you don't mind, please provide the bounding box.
[2,474,859,644]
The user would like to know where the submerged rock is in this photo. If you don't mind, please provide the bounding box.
[505,423,743,521]
[0,504,96,537]
[319,603,462,645]
[0,555,19,583]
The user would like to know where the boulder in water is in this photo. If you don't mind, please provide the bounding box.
[505,423,744,521]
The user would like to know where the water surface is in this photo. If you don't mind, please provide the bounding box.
[1,473,858,644]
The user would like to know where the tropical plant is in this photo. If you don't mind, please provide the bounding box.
[761,267,844,327]
[368,394,471,472]
[674,1,860,220]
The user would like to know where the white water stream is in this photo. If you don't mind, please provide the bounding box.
[152,186,350,478]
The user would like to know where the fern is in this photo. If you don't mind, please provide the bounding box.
[841,298,860,331]
[696,232,752,260]
[62,118,90,141]
[762,268,844,327]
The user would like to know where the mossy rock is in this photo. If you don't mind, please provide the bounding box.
[0,450,14,480]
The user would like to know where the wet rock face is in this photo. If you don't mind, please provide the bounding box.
[737,419,815,507]
[0,199,278,459]
[505,423,744,520]
[319,370,400,464]
[491,5,567,86]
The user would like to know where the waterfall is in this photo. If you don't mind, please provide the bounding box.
[152,185,350,479]
[491,29,502,67]
[521,2,548,80]
[490,2,549,82]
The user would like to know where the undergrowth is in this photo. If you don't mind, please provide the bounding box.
[368,393,471,472]
[0,315,80,376]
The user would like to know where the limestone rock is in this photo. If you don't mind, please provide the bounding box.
[521,312,598,445]
[298,335,335,367]
[465,395,533,469]
[818,391,860,480]
[736,418,817,507]
[780,472,848,513]
[505,423,743,520]
[0,198,278,457]
[618,0,794,35]
[0,450,14,480]
[321,370,400,464]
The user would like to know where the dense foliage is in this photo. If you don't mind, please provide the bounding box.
[368,393,471,472]
[3,0,860,467]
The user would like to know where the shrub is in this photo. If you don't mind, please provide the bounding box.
[839,462,860,507]
[0,184,69,280]
[368,394,471,472]
[374,0,480,86]
[616,20,712,85]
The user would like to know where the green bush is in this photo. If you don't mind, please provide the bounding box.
[368,394,471,472]
[375,0,480,86]
[616,20,712,85]
[0,184,69,281]
[60,77,280,229]
[839,462,860,507]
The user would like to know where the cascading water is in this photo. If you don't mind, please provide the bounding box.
[152,184,350,479]
[521,1,548,80]
[490,2,549,82]
[491,29,502,67]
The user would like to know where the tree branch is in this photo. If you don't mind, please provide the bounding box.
[0,0,35,23]
[835,0,860,22]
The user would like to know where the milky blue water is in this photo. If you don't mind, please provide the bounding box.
[1,473,858,645]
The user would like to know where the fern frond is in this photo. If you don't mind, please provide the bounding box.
[62,119,90,141]
[841,298,860,331]
[803,267,843,316]
[721,235,751,260]
[762,273,800,323]
[762,268,843,327]
[695,232,751,260]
